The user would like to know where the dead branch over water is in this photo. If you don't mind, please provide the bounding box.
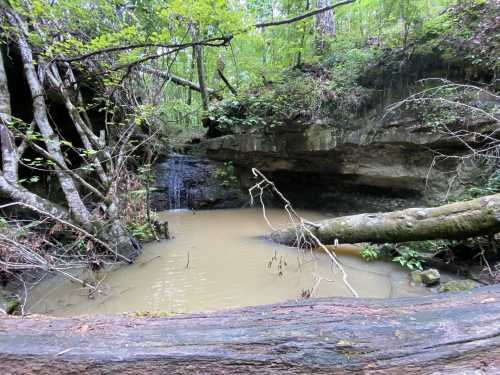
[249,168,358,297]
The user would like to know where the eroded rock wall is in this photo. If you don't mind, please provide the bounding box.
[205,119,494,213]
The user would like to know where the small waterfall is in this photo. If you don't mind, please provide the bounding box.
[155,153,207,210]
[167,155,184,209]
[152,153,245,211]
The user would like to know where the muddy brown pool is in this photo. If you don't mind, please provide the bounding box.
[27,208,431,316]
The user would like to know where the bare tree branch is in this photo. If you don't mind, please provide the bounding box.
[249,168,358,298]
[217,69,237,96]
[58,35,233,63]
[255,0,355,28]
[138,66,215,94]
[0,202,132,263]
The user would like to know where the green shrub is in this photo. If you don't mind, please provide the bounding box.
[360,244,381,261]
[127,223,155,242]
[208,73,326,133]
[465,169,500,198]
[214,161,238,187]
[392,248,425,271]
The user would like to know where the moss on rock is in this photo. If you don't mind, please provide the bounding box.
[0,289,19,314]
[439,280,477,293]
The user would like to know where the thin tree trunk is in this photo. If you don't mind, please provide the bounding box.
[272,193,500,246]
[0,5,141,262]
[296,0,311,66]
[0,48,17,184]
[314,0,336,54]
[212,54,224,91]
[217,69,237,96]
[187,49,195,105]
[1,41,68,219]
[193,42,210,111]
[45,65,109,186]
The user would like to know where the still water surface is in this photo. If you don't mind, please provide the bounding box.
[27,208,430,316]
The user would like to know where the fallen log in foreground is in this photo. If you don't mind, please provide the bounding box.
[271,193,500,246]
[0,285,499,374]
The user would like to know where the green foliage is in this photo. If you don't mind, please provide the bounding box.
[374,240,449,270]
[0,217,8,231]
[360,242,436,272]
[10,0,481,147]
[138,164,155,185]
[126,222,155,242]
[209,72,326,132]
[18,176,40,185]
[360,244,380,261]
[406,0,498,74]
[323,44,378,121]
[464,169,500,199]
[209,47,380,133]
[392,248,425,271]
[215,161,238,187]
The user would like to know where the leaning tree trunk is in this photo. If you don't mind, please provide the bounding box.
[272,193,500,246]
[0,6,141,262]
[6,9,92,228]
[193,31,210,111]
[0,285,499,374]
[1,41,70,218]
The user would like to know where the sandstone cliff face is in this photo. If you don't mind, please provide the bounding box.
[205,118,495,213]
[198,1,499,213]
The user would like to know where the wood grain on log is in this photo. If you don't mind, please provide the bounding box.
[0,285,499,374]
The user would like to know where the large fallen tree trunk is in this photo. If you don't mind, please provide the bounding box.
[271,193,500,246]
[0,285,499,374]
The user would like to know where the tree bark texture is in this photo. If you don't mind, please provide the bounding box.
[0,285,499,374]
[0,47,18,184]
[46,64,109,186]
[193,44,210,111]
[272,194,500,246]
[1,47,69,217]
[0,176,70,218]
[315,0,336,53]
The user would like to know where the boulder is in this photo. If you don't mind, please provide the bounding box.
[420,269,441,286]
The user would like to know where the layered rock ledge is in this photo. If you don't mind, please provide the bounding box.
[205,119,495,211]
